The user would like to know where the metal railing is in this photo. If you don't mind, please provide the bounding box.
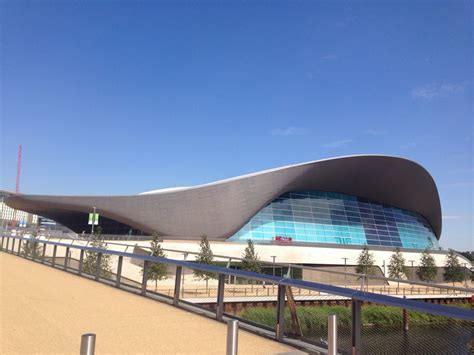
[1,235,473,354]
[58,236,474,297]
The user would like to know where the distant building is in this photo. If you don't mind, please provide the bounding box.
[1,190,38,229]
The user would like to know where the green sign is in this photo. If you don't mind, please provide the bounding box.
[88,213,99,225]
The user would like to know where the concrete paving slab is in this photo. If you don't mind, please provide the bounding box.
[0,252,300,354]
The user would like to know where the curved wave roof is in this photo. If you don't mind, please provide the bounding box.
[5,155,442,240]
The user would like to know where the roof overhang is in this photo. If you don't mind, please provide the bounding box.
[5,155,442,240]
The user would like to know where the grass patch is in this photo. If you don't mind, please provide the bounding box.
[241,303,469,332]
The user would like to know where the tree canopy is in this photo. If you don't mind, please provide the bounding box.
[193,235,216,285]
[144,233,168,290]
[416,248,437,282]
[241,239,262,274]
[443,249,464,286]
[387,248,408,279]
[355,245,376,275]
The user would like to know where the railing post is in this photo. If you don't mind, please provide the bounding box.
[42,243,46,263]
[95,253,102,281]
[216,273,226,321]
[12,238,16,255]
[116,255,123,288]
[328,313,338,355]
[0,236,4,251]
[32,240,38,261]
[78,249,85,275]
[403,296,409,332]
[276,284,286,341]
[141,260,149,296]
[18,239,22,255]
[226,319,239,355]
[64,247,70,270]
[52,245,57,267]
[351,299,362,355]
[173,266,182,306]
[6,237,10,253]
[80,333,96,355]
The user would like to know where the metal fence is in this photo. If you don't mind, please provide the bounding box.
[65,237,474,302]
[1,235,473,354]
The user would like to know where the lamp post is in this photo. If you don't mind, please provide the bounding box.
[342,257,348,286]
[91,206,97,235]
[409,260,415,281]
[182,252,188,288]
[271,256,276,292]
[462,263,468,288]
[271,256,277,277]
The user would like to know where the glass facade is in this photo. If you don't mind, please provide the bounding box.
[228,191,439,250]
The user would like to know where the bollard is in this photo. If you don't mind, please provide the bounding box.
[226,319,239,355]
[328,313,337,355]
[80,333,96,355]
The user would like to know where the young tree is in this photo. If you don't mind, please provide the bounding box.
[144,233,168,290]
[241,239,261,274]
[241,239,262,289]
[443,249,464,286]
[83,226,112,278]
[388,248,408,279]
[193,235,216,290]
[22,230,43,258]
[416,248,437,282]
[355,245,376,275]
[355,245,376,290]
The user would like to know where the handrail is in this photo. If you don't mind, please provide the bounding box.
[71,237,474,293]
[3,235,473,322]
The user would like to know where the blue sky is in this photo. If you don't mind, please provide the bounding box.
[1,1,472,250]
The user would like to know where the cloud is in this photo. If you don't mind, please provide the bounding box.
[364,129,387,136]
[400,142,416,149]
[270,126,309,136]
[322,139,353,148]
[442,181,474,188]
[442,215,462,220]
[321,54,338,61]
[411,83,465,101]
[448,168,474,174]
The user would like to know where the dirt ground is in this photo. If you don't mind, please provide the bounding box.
[0,252,300,354]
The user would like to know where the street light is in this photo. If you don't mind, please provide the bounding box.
[409,260,415,281]
[462,263,468,288]
[342,257,348,286]
[91,206,97,235]
[270,256,277,292]
[271,256,277,277]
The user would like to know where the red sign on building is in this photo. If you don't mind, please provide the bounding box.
[274,236,292,244]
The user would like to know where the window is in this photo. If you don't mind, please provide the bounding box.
[228,190,438,250]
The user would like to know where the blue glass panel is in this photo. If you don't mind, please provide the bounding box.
[227,190,438,250]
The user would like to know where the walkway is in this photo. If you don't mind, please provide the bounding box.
[0,252,298,354]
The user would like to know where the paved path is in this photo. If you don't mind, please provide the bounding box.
[0,252,298,354]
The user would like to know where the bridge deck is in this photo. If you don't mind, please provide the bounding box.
[0,253,297,354]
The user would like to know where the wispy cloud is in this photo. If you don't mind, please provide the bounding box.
[322,139,353,148]
[442,181,474,189]
[400,142,417,149]
[411,83,465,101]
[321,54,338,61]
[449,168,474,174]
[270,126,309,136]
[364,129,387,136]
[442,215,462,220]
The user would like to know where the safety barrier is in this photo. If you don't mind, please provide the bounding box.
[1,235,473,354]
